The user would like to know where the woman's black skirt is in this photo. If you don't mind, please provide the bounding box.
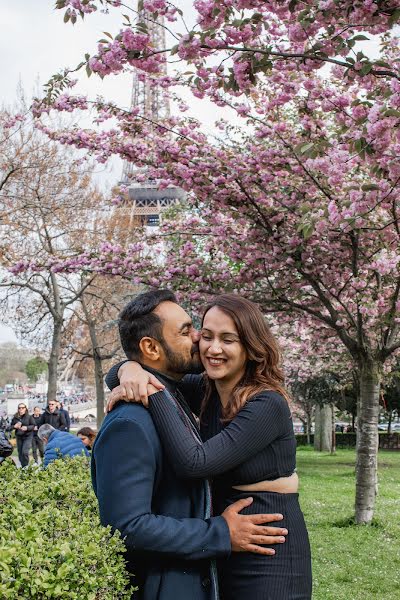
[217,491,312,600]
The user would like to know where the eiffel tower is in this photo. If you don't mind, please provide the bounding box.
[121,6,185,226]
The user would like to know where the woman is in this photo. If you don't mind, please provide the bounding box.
[110,294,312,599]
[31,406,44,463]
[76,427,97,451]
[10,403,35,468]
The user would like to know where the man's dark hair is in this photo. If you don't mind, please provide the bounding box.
[119,289,177,359]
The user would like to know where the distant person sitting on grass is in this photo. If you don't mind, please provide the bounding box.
[38,424,89,467]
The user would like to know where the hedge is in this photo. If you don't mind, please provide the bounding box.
[0,457,134,599]
[295,432,400,449]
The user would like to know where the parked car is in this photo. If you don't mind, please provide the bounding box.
[378,422,389,431]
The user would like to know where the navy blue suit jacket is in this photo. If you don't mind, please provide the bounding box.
[91,399,230,600]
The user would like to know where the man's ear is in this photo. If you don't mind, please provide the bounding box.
[139,337,162,362]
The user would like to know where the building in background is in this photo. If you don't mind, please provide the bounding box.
[120,4,185,227]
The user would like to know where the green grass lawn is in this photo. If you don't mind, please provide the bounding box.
[297,448,400,599]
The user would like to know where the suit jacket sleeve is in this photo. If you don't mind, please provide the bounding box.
[92,415,230,560]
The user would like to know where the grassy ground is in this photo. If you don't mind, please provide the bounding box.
[297,448,400,599]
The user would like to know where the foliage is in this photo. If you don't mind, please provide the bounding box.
[0,457,133,599]
[51,1,400,97]
[296,432,400,448]
[25,356,48,382]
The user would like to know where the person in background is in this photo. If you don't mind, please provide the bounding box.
[57,401,71,431]
[31,406,44,464]
[77,426,97,451]
[10,403,35,467]
[38,400,67,431]
[38,424,89,467]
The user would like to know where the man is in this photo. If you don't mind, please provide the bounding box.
[38,424,89,467]
[31,406,44,464]
[93,290,287,600]
[57,401,71,431]
[38,399,67,431]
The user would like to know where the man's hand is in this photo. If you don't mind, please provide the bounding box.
[14,422,21,429]
[222,497,287,556]
[21,426,27,431]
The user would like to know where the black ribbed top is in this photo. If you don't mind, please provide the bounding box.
[149,389,296,485]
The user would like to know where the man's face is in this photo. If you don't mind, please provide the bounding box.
[48,401,57,413]
[154,301,202,377]
[33,408,40,417]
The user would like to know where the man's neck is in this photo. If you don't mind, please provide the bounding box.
[140,362,184,383]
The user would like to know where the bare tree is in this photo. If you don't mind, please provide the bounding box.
[0,109,107,401]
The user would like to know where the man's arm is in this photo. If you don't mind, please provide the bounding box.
[63,410,71,431]
[92,414,230,560]
[25,416,35,432]
[92,414,287,559]
[58,411,67,431]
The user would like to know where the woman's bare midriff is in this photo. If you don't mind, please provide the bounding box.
[232,472,299,494]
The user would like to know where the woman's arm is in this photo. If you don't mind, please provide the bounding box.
[178,374,206,416]
[149,390,290,479]
[106,361,205,414]
[105,361,128,390]
[26,416,35,432]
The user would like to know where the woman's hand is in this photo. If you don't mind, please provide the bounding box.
[106,363,164,412]
[106,383,162,412]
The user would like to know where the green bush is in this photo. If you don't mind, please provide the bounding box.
[0,457,134,599]
[295,432,400,448]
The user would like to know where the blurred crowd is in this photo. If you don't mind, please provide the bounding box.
[0,400,96,468]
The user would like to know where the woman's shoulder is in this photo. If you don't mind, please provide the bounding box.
[247,390,290,413]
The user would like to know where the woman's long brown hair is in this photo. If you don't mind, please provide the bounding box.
[200,294,290,422]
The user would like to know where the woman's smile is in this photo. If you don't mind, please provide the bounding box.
[200,306,247,384]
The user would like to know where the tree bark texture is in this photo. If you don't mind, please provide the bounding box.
[355,361,380,524]
[314,404,333,452]
[47,319,63,402]
[84,313,106,428]
[93,350,105,428]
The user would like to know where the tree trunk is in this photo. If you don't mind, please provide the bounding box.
[355,360,381,524]
[306,411,312,445]
[83,305,106,428]
[47,318,63,402]
[387,410,392,435]
[331,405,336,454]
[314,405,320,450]
[314,404,333,452]
[93,350,106,428]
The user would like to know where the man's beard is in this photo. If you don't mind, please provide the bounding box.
[161,340,204,375]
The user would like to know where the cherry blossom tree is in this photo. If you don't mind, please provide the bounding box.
[22,0,400,523]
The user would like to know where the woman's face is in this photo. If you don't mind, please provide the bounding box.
[200,307,247,385]
[78,434,90,447]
